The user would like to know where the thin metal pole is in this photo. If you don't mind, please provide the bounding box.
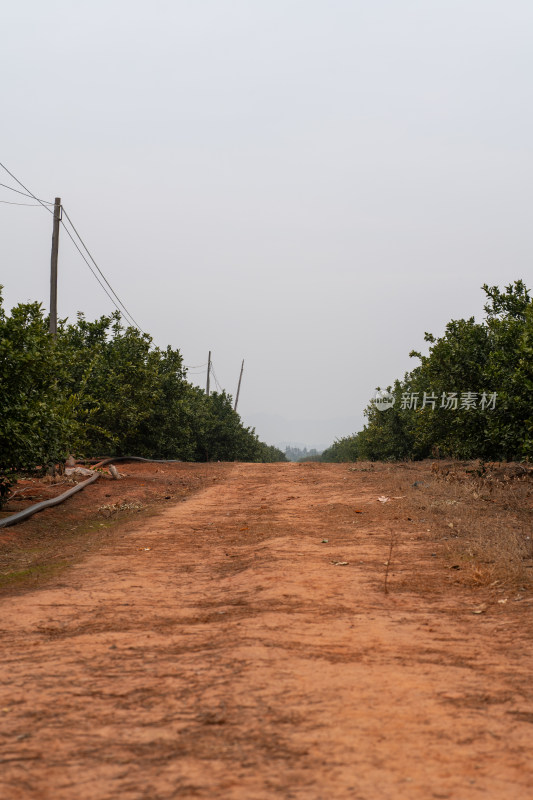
[206,351,211,396]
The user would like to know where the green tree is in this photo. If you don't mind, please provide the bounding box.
[0,295,284,468]
[0,291,76,469]
[321,281,532,463]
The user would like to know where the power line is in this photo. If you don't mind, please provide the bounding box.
[0,199,43,207]
[0,161,144,333]
[60,221,140,330]
[210,362,223,393]
[0,163,54,213]
[0,181,54,204]
[61,207,144,333]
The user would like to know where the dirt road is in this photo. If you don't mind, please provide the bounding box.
[1,463,532,799]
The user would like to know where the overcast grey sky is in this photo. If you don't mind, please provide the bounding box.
[2,1,532,448]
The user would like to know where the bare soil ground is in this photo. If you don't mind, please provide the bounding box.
[1,461,532,800]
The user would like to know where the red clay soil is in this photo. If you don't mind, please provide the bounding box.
[1,462,532,800]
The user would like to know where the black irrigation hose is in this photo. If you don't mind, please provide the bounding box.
[0,473,99,529]
[0,457,183,530]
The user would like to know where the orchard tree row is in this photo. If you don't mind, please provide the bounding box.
[322,281,532,462]
[0,292,286,470]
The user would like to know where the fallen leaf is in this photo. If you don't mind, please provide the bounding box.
[472,603,488,614]
[138,547,151,551]
[321,538,329,543]
[332,561,349,566]
[378,496,390,503]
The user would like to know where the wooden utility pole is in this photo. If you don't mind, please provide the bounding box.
[206,351,211,396]
[234,359,244,411]
[49,197,61,336]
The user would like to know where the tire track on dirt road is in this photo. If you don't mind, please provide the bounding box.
[1,463,532,799]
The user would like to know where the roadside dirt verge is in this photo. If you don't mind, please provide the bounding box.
[1,461,532,799]
[0,462,230,595]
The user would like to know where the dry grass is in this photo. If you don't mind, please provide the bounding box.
[430,461,533,588]
[98,501,145,517]
[380,460,533,591]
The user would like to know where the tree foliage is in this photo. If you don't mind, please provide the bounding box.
[0,293,286,469]
[320,282,532,462]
